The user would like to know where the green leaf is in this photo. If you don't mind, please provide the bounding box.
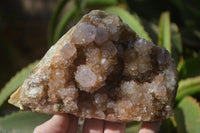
[174,96,200,133]
[0,111,52,133]
[171,23,182,53]
[179,56,200,79]
[105,7,151,41]
[177,56,184,72]
[53,6,76,43]
[176,76,200,103]
[74,0,81,14]
[159,118,176,133]
[0,61,38,108]
[125,121,141,133]
[86,0,118,7]
[158,11,171,53]
[171,23,183,64]
[48,0,70,46]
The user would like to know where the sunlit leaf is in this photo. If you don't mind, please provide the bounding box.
[174,96,200,133]
[0,61,38,108]
[176,76,200,103]
[158,11,171,53]
[0,111,51,133]
[105,7,151,41]
[179,56,200,79]
[177,56,184,72]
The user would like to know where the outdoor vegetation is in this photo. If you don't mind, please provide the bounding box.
[0,0,200,132]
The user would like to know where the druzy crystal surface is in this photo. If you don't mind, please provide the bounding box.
[9,10,178,122]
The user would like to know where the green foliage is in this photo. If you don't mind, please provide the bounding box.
[53,6,76,43]
[174,96,200,133]
[158,11,171,53]
[171,23,183,54]
[171,23,183,64]
[176,76,200,102]
[125,121,141,133]
[86,0,118,7]
[48,0,70,46]
[179,56,200,79]
[159,118,176,133]
[0,0,200,132]
[0,61,38,108]
[0,112,52,133]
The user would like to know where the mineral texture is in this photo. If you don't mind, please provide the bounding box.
[9,10,178,122]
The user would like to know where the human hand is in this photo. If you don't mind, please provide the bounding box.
[33,114,161,133]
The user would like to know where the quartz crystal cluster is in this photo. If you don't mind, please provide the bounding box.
[9,10,178,122]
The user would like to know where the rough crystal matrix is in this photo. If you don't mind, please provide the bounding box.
[9,10,178,122]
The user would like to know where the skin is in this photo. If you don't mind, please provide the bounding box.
[33,114,161,133]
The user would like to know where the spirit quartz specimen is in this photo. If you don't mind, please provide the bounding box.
[9,10,178,122]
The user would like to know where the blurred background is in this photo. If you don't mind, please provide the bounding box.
[0,0,200,132]
[0,0,57,89]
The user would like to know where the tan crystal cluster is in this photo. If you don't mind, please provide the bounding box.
[9,10,178,122]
